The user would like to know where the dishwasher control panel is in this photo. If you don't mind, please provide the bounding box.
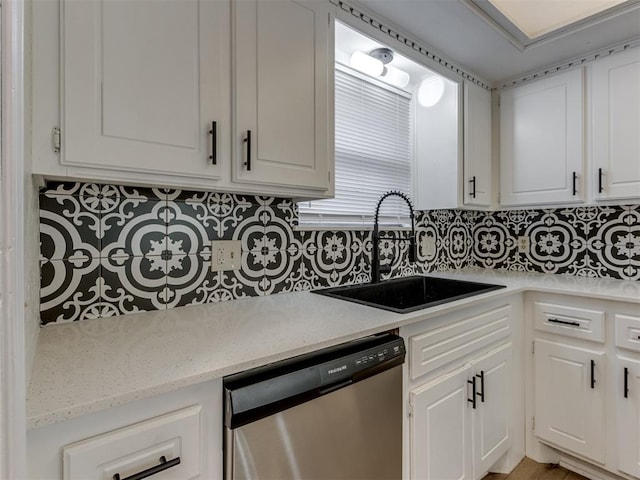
[319,337,405,385]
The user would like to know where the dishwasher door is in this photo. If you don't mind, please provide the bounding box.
[224,334,405,480]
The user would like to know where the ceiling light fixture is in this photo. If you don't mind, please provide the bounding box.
[350,48,411,89]
[350,50,384,77]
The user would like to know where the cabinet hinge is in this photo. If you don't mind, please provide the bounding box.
[52,127,61,153]
[328,170,331,183]
[532,416,536,431]
[532,341,535,354]
[407,400,414,418]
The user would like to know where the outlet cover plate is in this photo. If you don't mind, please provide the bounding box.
[517,236,530,253]
[211,240,242,271]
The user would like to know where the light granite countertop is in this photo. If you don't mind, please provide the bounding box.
[26,269,640,429]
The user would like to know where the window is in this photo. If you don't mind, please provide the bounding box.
[298,66,412,228]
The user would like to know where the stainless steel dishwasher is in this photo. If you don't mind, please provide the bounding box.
[223,332,405,480]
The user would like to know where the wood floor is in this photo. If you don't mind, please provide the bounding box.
[483,457,588,480]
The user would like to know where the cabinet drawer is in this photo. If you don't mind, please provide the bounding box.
[409,305,510,380]
[615,314,640,352]
[63,405,201,480]
[534,301,605,342]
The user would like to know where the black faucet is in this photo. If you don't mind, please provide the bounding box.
[371,191,417,283]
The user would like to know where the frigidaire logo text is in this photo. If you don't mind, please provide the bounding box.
[328,365,347,375]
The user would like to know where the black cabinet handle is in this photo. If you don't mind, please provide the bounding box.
[598,168,604,193]
[208,121,217,165]
[476,370,485,403]
[572,171,577,196]
[548,317,580,327]
[113,456,180,480]
[624,367,629,398]
[467,377,477,409]
[243,130,252,171]
[469,176,476,199]
[591,360,596,389]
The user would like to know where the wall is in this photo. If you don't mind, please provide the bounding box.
[38,181,639,325]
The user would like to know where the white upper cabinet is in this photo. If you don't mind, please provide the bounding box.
[232,0,333,191]
[463,81,493,207]
[592,47,640,201]
[61,0,229,181]
[33,0,334,198]
[499,68,584,206]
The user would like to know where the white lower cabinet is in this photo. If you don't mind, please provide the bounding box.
[404,297,521,480]
[63,405,202,480]
[410,343,512,480]
[27,380,222,480]
[411,364,474,480]
[617,356,640,477]
[533,339,605,463]
[528,293,640,479]
[472,344,512,475]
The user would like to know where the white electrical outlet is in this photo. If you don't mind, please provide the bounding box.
[517,236,530,253]
[210,240,242,271]
[421,235,436,257]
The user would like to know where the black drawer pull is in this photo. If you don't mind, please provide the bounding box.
[208,121,217,165]
[467,377,477,409]
[591,360,596,389]
[572,171,577,196]
[548,318,580,327]
[469,176,476,199]
[624,367,629,399]
[243,130,252,171]
[113,456,181,480]
[476,370,485,403]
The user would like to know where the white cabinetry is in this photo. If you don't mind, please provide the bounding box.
[617,356,640,477]
[404,299,522,480]
[61,0,228,182]
[592,47,640,201]
[63,406,201,480]
[534,339,605,463]
[464,81,493,207]
[33,0,333,198]
[615,312,640,478]
[527,293,640,478]
[411,364,473,480]
[27,380,222,480]
[499,68,584,206]
[233,0,332,191]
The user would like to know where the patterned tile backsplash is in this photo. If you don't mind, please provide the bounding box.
[39,182,639,325]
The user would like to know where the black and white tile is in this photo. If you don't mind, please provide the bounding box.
[39,181,639,325]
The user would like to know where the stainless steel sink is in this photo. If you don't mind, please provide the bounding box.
[312,275,505,313]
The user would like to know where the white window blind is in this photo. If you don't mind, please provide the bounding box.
[298,66,412,227]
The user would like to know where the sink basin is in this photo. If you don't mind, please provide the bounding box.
[312,275,505,313]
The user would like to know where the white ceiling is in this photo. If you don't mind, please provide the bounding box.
[353,0,640,84]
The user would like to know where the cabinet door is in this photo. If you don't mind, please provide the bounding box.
[410,365,473,480]
[592,48,640,200]
[534,339,605,463]
[233,0,332,191]
[617,356,640,477]
[464,82,492,207]
[62,0,229,179]
[471,343,512,477]
[500,69,584,206]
